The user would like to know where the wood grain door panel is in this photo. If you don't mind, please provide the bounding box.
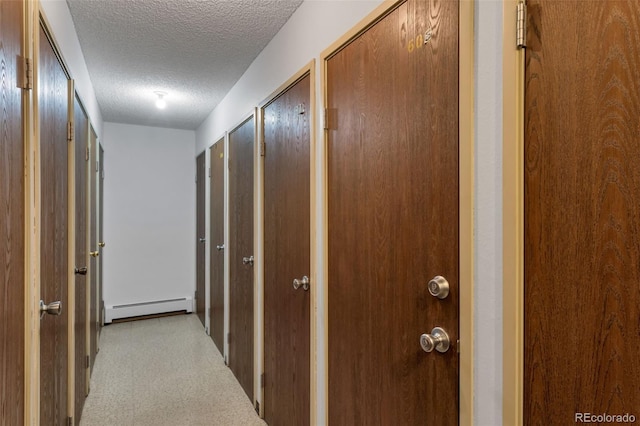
[524,1,640,423]
[73,94,89,424]
[89,127,97,371]
[326,1,460,424]
[39,22,70,426]
[98,144,104,336]
[210,139,225,355]
[263,74,311,426]
[229,117,255,402]
[196,151,206,327]
[0,1,25,424]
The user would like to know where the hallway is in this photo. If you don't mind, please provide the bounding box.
[80,315,265,426]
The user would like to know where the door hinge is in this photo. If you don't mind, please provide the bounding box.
[227,332,231,344]
[86,355,90,369]
[17,56,33,90]
[67,416,73,426]
[255,401,260,414]
[260,372,265,388]
[260,141,265,157]
[516,2,527,49]
[86,146,90,162]
[67,122,74,142]
[208,167,211,178]
[323,108,329,130]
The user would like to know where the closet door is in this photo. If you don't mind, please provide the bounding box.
[39,21,71,425]
[229,116,255,402]
[196,151,206,327]
[209,139,225,355]
[263,74,311,426]
[73,94,89,424]
[0,1,25,424]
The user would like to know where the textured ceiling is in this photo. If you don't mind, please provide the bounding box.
[66,0,303,130]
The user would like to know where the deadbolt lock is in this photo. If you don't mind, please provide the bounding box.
[428,276,449,299]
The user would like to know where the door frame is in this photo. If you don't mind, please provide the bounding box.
[28,4,84,423]
[319,0,474,424]
[502,1,526,425]
[256,60,316,420]
[24,0,40,423]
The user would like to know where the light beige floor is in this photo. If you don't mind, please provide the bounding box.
[80,314,266,426]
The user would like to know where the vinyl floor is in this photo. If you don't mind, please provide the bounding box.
[80,313,266,426]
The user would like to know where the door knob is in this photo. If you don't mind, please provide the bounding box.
[40,300,62,318]
[242,256,254,266]
[74,266,88,275]
[98,241,105,247]
[293,276,310,291]
[420,327,450,353]
[199,237,206,243]
[90,251,100,257]
[428,276,449,299]
[216,244,225,251]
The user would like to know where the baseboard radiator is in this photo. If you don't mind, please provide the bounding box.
[105,297,193,323]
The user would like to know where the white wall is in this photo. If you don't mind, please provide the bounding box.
[102,122,196,308]
[474,0,503,424]
[40,0,103,137]
[196,1,505,425]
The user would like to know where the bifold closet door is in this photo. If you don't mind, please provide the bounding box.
[326,0,460,424]
[524,1,640,423]
[196,151,206,327]
[0,0,25,423]
[73,94,89,423]
[39,22,71,425]
[263,74,311,426]
[210,139,225,355]
[229,117,255,402]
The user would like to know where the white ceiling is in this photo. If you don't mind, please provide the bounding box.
[66,0,304,130]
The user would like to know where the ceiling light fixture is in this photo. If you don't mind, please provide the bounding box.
[154,91,167,109]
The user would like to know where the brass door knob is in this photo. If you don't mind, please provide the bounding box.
[90,251,100,257]
[98,242,105,247]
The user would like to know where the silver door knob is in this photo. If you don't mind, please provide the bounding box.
[242,256,254,266]
[428,276,449,299]
[293,276,310,291]
[40,300,62,318]
[199,237,206,243]
[216,244,225,251]
[420,327,450,353]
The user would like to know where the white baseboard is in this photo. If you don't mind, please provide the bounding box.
[105,296,193,323]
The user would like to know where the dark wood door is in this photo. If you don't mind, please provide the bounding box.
[326,1,460,424]
[73,94,89,424]
[210,139,225,355]
[39,22,70,426]
[0,1,25,424]
[196,151,207,327]
[98,144,104,336]
[229,117,255,402]
[89,127,98,370]
[524,1,640,423]
[263,75,311,426]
